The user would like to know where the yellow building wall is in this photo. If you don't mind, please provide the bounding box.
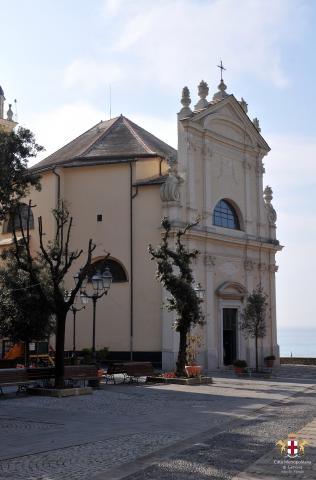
[0,159,165,354]
[133,185,163,351]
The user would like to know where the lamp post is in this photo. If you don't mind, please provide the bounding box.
[75,267,112,363]
[64,291,86,354]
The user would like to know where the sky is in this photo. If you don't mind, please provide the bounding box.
[1,0,316,329]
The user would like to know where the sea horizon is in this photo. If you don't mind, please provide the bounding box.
[277,326,316,357]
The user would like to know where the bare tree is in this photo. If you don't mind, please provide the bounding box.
[11,201,103,388]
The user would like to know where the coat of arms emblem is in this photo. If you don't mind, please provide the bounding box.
[276,432,309,458]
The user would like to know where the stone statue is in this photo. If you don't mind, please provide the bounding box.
[160,158,183,202]
[239,97,248,113]
[253,117,261,132]
[263,186,277,225]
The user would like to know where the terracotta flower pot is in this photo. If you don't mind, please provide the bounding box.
[234,367,245,375]
[185,365,202,378]
[265,359,274,368]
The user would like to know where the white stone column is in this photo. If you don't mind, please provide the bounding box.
[243,155,252,234]
[204,146,213,228]
[255,151,266,238]
[186,132,197,221]
[269,263,280,365]
[204,254,217,370]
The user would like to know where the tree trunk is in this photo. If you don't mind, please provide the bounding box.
[176,328,188,377]
[54,311,67,388]
[255,336,258,372]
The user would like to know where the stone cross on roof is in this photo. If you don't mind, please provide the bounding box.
[217,60,226,81]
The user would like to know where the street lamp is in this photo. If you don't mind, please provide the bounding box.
[194,282,205,300]
[64,290,86,353]
[77,267,112,363]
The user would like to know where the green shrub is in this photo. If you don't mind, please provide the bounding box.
[233,359,247,368]
[81,347,109,364]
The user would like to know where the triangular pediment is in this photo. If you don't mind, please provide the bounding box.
[187,95,270,152]
[216,281,247,300]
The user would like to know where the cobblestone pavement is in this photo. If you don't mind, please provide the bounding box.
[0,366,315,480]
[112,383,316,480]
[0,432,181,480]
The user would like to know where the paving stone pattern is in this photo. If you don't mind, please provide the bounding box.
[0,366,315,480]
[0,417,59,434]
[0,432,181,480]
[121,386,316,480]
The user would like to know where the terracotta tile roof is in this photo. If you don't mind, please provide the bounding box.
[32,115,177,171]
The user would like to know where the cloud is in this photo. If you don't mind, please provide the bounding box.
[25,102,105,165]
[90,0,306,92]
[102,0,125,17]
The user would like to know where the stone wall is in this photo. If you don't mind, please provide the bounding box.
[280,357,316,365]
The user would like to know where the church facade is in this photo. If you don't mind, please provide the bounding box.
[0,78,282,369]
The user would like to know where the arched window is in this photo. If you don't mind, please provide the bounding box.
[213,199,240,230]
[3,203,34,233]
[88,258,128,283]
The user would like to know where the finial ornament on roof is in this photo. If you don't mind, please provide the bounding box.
[253,117,261,132]
[178,86,193,119]
[181,87,191,108]
[212,79,228,102]
[240,97,248,113]
[194,80,209,111]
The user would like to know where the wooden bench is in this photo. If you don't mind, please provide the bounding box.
[64,365,99,387]
[0,368,34,395]
[106,362,154,384]
[0,365,99,394]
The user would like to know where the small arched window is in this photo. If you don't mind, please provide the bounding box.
[213,199,240,230]
[3,203,34,233]
[88,258,128,283]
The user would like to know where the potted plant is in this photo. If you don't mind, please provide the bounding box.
[264,355,275,368]
[185,335,203,377]
[233,359,247,375]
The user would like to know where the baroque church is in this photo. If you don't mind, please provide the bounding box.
[0,77,281,370]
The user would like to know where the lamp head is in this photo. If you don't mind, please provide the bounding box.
[92,270,104,292]
[102,266,113,290]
